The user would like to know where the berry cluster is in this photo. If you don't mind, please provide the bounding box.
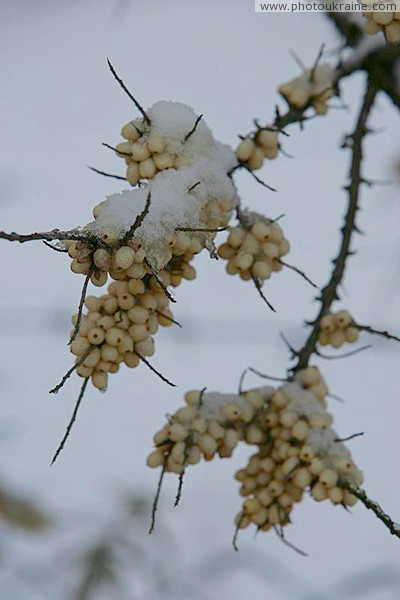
[318,311,359,349]
[115,101,236,185]
[278,64,334,115]
[70,276,174,390]
[217,210,289,284]
[363,11,400,42]
[147,367,362,536]
[235,127,279,171]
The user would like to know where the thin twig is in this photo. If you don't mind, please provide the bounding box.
[144,258,176,303]
[279,259,318,288]
[291,81,378,373]
[69,270,93,345]
[198,387,207,408]
[273,525,308,557]
[107,58,151,125]
[102,142,131,157]
[335,432,364,442]
[49,347,93,394]
[136,353,177,387]
[252,277,276,312]
[43,241,68,253]
[341,483,400,539]
[0,228,102,245]
[50,377,89,465]
[149,462,167,534]
[188,181,202,192]
[232,514,245,551]
[356,324,400,343]
[88,166,127,181]
[316,344,371,360]
[155,310,182,328]
[174,443,190,507]
[243,166,277,192]
[122,191,151,243]
[184,115,203,142]
[175,226,229,233]
[248,367,287,382]
[238,369,248,394]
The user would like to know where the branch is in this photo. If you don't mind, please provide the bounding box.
[0,228,102,246]
[88,166,127,181]
[69,270,93,345]
[279,259,318,288]
[252,277,276,312]
[342,483,400,539]
[291,80,378,373]
[135,353,177,387]
[357,324,400,343]
[122,191,151,243]
[50,377,90,465]
[49,347,93,394]
[107,58,151,125]
[184,114,203,142]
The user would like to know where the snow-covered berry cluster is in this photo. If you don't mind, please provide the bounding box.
[217,210,289,283]
[363,11,400,42]
[235,127,279,171]
[147,367,363,536]
[70,275,173,390]
[318,311,359,349]
[278,64,334,115]
[115,101,237,185]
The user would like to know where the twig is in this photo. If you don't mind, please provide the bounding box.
[184,114,203,142]
[341,483,400,539]
[174,443,190,507]
[291,80,378,373]
[248,367,287,382]
[50,377,89,465]
[136,353,177,387]
[198,387,207,408]
[188,181,202,192]
[232,514,245,551]
[309,43,326,83]
[149,462,167,534]
[69,270,93,345]
[238,369,248,394]
[175,226,229,233]
[356,324,400,343]
[252,277,276,312]
[107,58,151,125]
[43,241,68,253]
[49,347,93,394]
[243,166,277,192]
[280,332,297,359]
[102,142,131,157]
[88,166,127,181]
[0,228,102,246]
[335,432,364,442]
[316,344,371,360]
[122,191,151,242]
[279,259,318,288]
[155,310,182,328]
[144,258,176,303]
[273,525,308,557]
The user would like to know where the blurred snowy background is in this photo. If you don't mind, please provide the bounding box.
[1,0,400,598]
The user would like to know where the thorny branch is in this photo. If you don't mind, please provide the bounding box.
[51,377,90,465]
[356,324,400,343]
[49,347,93,394]
[342,483,400,539]
[122,191,152,242]
[107,58,151,125]
[69,270,93,345]
[291,80,378,374]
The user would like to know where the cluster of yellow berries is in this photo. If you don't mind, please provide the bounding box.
[147,366,362,536]
[66,238,147,288]
[235,128,279,171]
[117,121,181,185]
[318,311,360,349]
[70,276,174,390]
[363,11,400,42]
[217,211,289,283]
[278,64,334,115]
